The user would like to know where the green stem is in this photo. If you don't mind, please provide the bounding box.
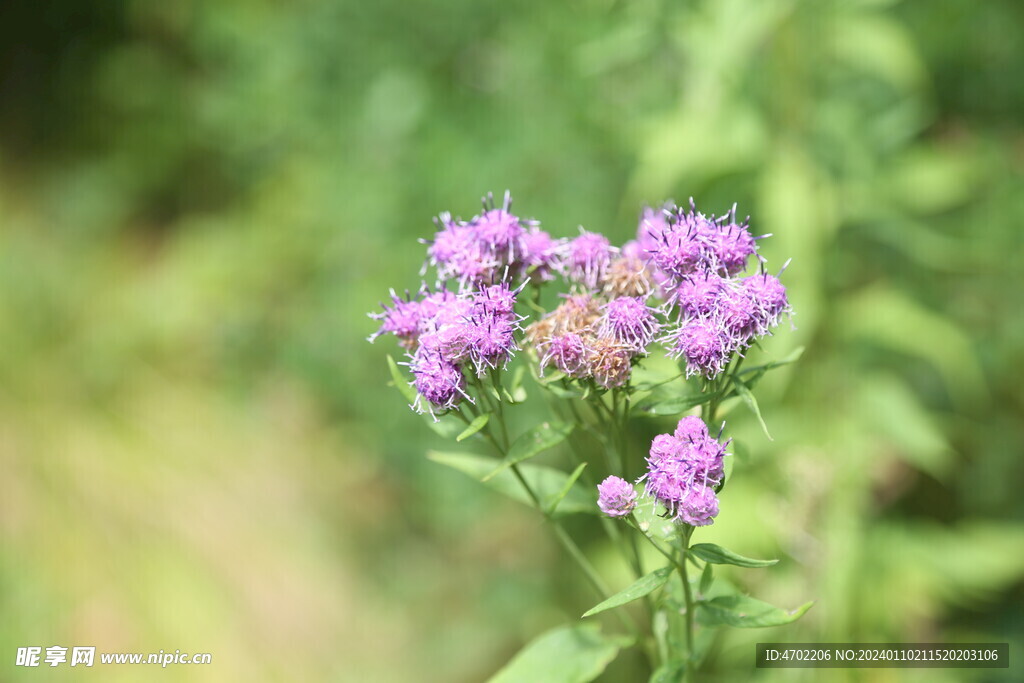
[679,525,696,682]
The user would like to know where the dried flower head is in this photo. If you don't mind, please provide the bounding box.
[586,337,633,389]
[602,255,653,298]
[597,476,638,517]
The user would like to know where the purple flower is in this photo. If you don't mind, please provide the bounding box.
[669,271,725,318]
[427,216,496,286]
[598,296,660,353]
[666,319,733,379]
[472,205,526,263]
[519,226,563,281]
[642,416,728,526]
[676,486,719,527]
[368,289,423,347]
[409,347,467,414]
[472,282,520,322]
[541,333,590,377]
[742,272,789,330]
[717,285,762,343]
[646,211,707,280]
[702,215,757,276]
[566,230,614,290]
[597,476,637,517]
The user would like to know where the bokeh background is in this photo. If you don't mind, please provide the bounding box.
[2,0,1023,681]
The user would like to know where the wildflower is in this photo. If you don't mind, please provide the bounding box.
[540,332,590,377]
[472,198,526,264]
[368,289,423,347]
[519,226,563,282]
[566,230,614,290]
[701,209,757,276]
[409,347,467,413]
[597,296,660,353]
[742,272,789,330]
[426,215,496,286]
[642,416,728,526]
[597,476,638,517]
[717,285,762,343]
[666,319,732,379]
[668,271,725,318]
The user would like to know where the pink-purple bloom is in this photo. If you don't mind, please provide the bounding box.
[666,319,733,379]
[642,416,728,526]
[541,333,590,377]
[409,348,467,414]
[669,271,726,318]
[566,230,614,290]
[598,296,660,353]
[597,476,637,517]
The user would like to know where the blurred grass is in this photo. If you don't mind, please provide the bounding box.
[1,0,1023,681]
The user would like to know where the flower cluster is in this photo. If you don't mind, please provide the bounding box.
[370,192,792,413]
[643,416,728,526]
[595,416,729,526]
[527,293,660,389]
[370,282,523,415]
[425,191,562,287]
[634,202,791,379]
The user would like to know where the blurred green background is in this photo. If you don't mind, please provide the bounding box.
[1,0,1022,680]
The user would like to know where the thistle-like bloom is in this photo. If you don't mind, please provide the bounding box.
[669,271,725,318]
[717,285,762,343]
[598,296,660,353]
[426,215,496,286]
[597,476,637,517]
[666,319,732,379]
[409,347,467,414]
[701,212,757,276]
[566,230,614,290]
[742,272,789,330]
[642,416,728,526]
[540,332,590,377]
[519,226,563,282]
[368,289,423,347]
[472,205,526,263]
[646,211,707,281]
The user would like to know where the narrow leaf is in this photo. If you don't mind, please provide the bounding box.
[483,421,574,481]
[689,543,778,568]
[488,624,632,683]
[697,595,813,628]
[547,462,587,516]
[428,451,597,518]
[634,391,715,417]
[386,354,417,404]
[732,377,772,441]
[456,414,490,442]
[582,567,673,618]
[699,563,714,595]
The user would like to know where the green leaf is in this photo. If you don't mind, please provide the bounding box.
[634,390,715,417]
[582,567,673,618]
[547,462,587,516]
[732,377,772,441]
[427,451,597,518]
[699,563,714,595]
[488,624,632,683]
[648,660,686,683]
[386,354,417,404]
[738,346,805,388]
[456,414,490,442]
[697,595,813,628]
[689,543,778,568]
[483,421,574,481]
